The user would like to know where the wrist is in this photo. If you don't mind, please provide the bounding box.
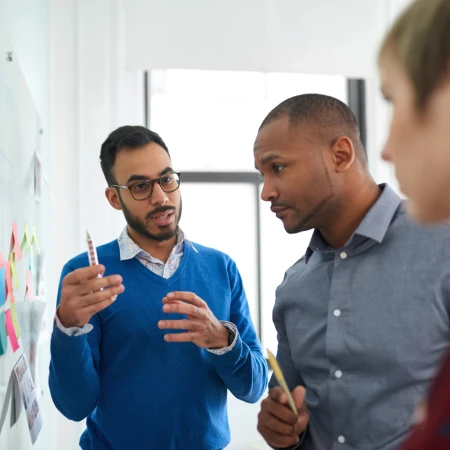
[56,305,78,328]
[210,325,230,349]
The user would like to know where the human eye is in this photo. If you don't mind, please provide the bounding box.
[161,175,173,183]
[272,164,285,174]
[132,180,150,192]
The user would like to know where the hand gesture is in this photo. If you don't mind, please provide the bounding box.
[58,265,124,328]
[158,291,230,349]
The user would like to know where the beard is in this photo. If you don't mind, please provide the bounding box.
[121,196,183,243]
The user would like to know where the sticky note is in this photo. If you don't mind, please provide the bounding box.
[10,222,22,262]
[0,266,5,307]
[0,312,6,356]
[5,309,19,352]
[25,270,34,302]
[0,251,4,267]
[20,225,34,256]
[31,227,40,254]
[5,260,14,303]
[10,302,20,338]
[9,253,19,290]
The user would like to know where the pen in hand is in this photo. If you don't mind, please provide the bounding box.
[267,348,298,415]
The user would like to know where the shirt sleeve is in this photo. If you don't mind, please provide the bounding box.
[54,307,93,336]
[206,321,238,355]
[49,263,102,421]
[269,272,310,448]
[204,259,268,404]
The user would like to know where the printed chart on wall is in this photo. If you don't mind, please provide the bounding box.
[0,22,52,448]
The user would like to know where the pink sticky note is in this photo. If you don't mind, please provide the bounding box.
[10,223,22,262]
[0,251,4,267]
[26,270,34,302]
[5,309,19,352]
[4,261,14,303]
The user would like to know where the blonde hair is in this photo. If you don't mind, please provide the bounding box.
[379,0,450,110]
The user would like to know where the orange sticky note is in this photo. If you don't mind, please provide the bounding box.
[10,222,22,262]
[5,309,19,352]
[4,261,14,303]
[25,270,34,302]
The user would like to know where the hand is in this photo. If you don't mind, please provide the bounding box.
[58,265,125,328]
[158,291,230,349]
[257,386,309,448]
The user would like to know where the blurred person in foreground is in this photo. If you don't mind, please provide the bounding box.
[379,0,450,448]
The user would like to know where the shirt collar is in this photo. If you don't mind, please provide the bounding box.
[305,184,402,263]
[118,226,197,261]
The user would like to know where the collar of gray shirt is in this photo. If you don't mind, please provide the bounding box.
[305,184,402,264]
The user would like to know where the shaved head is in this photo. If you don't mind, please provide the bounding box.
[260,94,367,164]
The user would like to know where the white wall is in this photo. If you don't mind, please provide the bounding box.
[124,0,387,78]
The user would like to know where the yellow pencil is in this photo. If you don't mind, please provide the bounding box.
[267,349,298,415]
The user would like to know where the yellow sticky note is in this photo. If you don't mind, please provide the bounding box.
[20,225,34,256]
[10,302,21,339]
[31,226,40,254]
[9,253,19,290]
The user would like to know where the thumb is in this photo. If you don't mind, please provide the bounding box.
[292,386,306,411]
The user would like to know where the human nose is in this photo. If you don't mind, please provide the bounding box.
[260,179,277,202]
[150,181,169,205]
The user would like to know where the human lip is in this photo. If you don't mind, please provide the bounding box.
[270,205,290,218]
[151,210,175,226]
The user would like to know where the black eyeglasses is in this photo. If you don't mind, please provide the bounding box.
[111,172,181,201]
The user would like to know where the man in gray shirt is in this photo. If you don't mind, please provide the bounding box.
[254,94,450,450]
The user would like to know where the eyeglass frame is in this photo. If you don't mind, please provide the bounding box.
[110,172,181,201]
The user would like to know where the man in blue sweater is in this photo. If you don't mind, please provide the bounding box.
[49,126,268,450]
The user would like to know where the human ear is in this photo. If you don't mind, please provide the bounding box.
[105,187,123,211]
[330,136,356,172]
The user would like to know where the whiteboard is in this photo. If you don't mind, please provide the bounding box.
[0,24,53,450]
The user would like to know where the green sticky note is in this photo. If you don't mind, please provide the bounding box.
[9,253,19,290]
[20,225,34,256]
[10,302,20,339]
[0,312,7,356]
[31,227,40,254]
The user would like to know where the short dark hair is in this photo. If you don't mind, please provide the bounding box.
[259,94,366,162]
[100,125,170,185]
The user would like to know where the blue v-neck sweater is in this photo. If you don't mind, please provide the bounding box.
[49,240,267,450]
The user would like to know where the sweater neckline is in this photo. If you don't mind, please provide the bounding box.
[122,240,192,286]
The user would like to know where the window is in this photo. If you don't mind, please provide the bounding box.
[149,69,349,352]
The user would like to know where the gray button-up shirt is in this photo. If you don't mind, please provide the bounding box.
[272,184,450,450]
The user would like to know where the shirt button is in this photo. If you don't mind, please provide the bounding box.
[340,251,347,259]
[335,370,343,378]
[333,309,341,317]
[338,435,346,444]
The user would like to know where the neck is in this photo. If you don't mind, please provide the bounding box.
[319,177,381,249]
[127,226,177,263]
